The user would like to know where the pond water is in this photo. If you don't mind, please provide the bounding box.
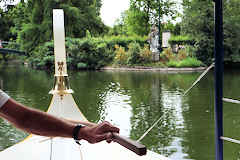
[0,63,240,160]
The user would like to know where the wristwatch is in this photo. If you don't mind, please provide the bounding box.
[72,124,84,145]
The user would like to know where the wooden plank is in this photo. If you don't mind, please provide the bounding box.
[112,133,147,156]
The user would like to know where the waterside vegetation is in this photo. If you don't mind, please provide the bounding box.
[0,0,239,70]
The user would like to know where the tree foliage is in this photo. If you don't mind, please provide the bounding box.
[0,8,13,40]
[181,0,214,64]
[129,0,177,32]
[30,36,147,69]
[7,2,29,39]
[223,0,240,62]
[123,8,150,36]
[112,0,177,36]
[181,0,240,64]
[1,0,107,54]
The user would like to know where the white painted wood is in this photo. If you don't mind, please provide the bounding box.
[53,9,67,76]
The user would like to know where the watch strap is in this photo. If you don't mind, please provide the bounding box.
[72,124,83,145]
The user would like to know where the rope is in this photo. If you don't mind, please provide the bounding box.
[50,138,53,160]
[137,63,215,142]
[221,136,240,144]
[183,63,215,96]
[223,98,240,104]
[137,116,162,142]
[78,144,84,160]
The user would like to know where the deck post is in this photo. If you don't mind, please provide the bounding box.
[214,0,224,160]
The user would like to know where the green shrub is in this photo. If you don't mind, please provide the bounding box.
[42,55,54,66]
[184,45,197,57]
[167,57,203,68]
[103,35,147,49]
[168,35,195,46]
[114,45,128,65]
[179,58,202,67]
[27,35,203,69]
[28,36,148,70]
[114,42,152,66]
[140,44,152,63]
[160,48,176,62]
[195,38,214,65]
[127,42,141,65]
[177,49,187,60]
[77,62,87,69]
[167,60,179,67]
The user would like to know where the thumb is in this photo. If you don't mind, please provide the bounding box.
[106,132,113,143]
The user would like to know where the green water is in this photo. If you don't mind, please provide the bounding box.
[1,63,240,160]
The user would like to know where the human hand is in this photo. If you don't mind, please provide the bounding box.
[78,121,119,144]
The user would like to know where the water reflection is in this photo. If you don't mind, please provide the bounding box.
[101,82,132,136]
[181,84,215,159]
[0,119,27,150]
[0,65,209,159]
[0,64,52,150]
[2,64,240,160]
[99,72,196,157]
[161,87,185,159]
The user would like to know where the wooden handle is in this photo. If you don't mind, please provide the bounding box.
[112,133,147,156]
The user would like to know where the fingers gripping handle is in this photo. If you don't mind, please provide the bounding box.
[112,133,147,156]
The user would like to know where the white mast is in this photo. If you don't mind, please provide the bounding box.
[49,9,73,97]
[53,9,67,76]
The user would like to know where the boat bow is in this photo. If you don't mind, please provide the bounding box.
[0,9,170,160]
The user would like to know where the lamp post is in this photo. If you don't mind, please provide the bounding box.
[158,0,162,53]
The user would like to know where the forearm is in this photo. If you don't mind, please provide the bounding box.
[0,98,75,138]
[0,97,120,144]
[64,118,96,127]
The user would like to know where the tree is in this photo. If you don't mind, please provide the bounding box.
[181,0,215,64]
[124,8,150,36]
[16,0,107,53]
[0,8,14,40]
[7,2,29,40]
[223,0,240,62]
[94,0,102,16]
[117,0,177,36]
[181,0,240,64]
[130,0,177,26]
